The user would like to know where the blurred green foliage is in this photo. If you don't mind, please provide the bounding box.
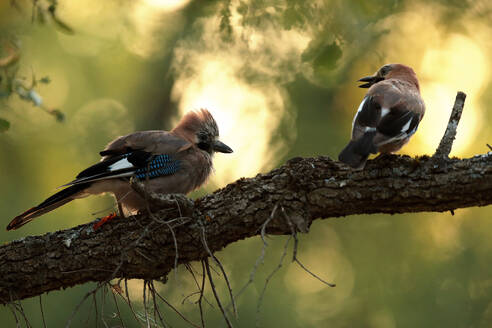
[1,0,492,327]
[0,0,72,129]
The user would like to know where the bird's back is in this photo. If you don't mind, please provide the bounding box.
[101,130,191,159]
[368,79,424,117]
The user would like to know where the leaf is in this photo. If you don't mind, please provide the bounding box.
[312,42,342,71]
[52,16,75,34]
[39,76,51,84]
[219,4,233,43]
[0,118,10,132]
[36,6,46,24]
[48,6,75,35]
[51,109,65,122]
[301,41,343,85]
[110,283,123,296]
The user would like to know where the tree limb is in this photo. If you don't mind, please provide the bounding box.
[1,91,491,304]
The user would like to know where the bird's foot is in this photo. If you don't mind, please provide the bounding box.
[93,212,118,230]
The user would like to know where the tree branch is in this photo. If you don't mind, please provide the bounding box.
[1,91,491,305]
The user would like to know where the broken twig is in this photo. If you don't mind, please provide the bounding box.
[433,91,467,158]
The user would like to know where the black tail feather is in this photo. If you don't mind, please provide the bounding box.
[7,183,89,230]
[338,131,377,169]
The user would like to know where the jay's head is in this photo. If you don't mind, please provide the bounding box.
[358,63,419,90]
[174,109,233,155]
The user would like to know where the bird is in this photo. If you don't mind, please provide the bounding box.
[7,109,233,231]
[338,63,425,169]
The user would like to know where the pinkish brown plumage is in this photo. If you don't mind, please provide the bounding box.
[338,64,425,169]
[7,109,232,231]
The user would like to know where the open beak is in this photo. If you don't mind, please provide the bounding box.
[213,140,233,153]
[358,75,384,88]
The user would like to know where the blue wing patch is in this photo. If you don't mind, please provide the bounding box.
[134,154,180,179]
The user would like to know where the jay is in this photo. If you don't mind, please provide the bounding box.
[338,63,425,169]
[7,109,233,230]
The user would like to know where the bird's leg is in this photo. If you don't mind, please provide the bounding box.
[93,202,124,230]
[93,213,118,230]
[117,201,126,219]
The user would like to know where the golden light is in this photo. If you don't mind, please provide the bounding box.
[57,0,189,58]
[56,0,126,56]
[415,34,488,156]
[141,0,191,11]
[123,0,187,58]
[172,56,288,187]
[125,279,145,301]
[170,1,311,188]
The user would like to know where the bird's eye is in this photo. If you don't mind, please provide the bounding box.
[197,142,210,151]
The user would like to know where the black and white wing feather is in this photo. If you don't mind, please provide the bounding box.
[63,150,181,187]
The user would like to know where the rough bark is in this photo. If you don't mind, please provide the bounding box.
[0,152,491,304]
[1,91,491,304]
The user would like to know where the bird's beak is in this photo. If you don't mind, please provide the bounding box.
[358,75,384,88]
[213,140,233,153]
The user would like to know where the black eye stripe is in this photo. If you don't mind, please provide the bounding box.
[197,142,210,151]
